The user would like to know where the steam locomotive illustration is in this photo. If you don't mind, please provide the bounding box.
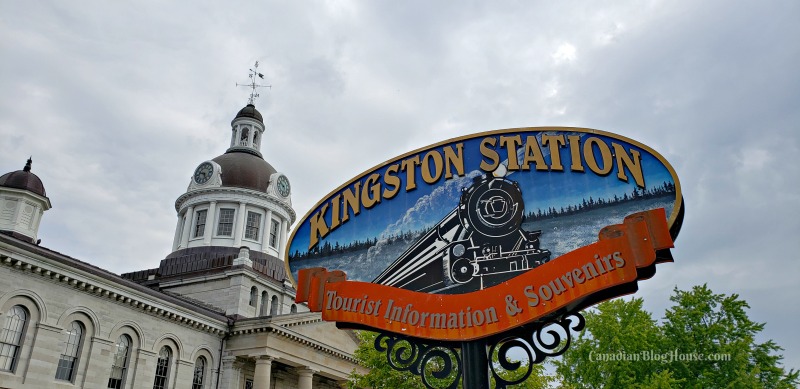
[373,174,551,294]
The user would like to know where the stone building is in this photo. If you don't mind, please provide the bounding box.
[0,104,365,388]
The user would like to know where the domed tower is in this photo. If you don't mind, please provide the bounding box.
[0,158,52,243]
[122,101,302,318]
[170,104,295,259]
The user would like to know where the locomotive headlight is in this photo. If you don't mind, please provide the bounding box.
[452,243,466,257]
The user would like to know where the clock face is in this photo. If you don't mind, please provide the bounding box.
[193,162,214,185]
[277,175,291,197]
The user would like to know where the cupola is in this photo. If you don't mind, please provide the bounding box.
[227,104,266,157]
[0,158,52,243]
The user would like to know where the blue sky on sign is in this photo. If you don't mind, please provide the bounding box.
[1,0,798,372]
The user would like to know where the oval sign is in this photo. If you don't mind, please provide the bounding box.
[286,128,682,297]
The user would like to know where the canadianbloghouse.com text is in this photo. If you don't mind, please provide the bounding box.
[589,350,731,364]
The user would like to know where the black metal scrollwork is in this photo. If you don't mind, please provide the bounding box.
[374,333,462,389]
[488,312,585,389]
[372,312,585,389]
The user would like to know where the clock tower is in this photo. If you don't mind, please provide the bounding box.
[170,103,295,260]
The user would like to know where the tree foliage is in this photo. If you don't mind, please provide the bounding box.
[555,297,665,387]
[347,331,425,389]
[347,331,552,388]
[489,356,552,389]
[662,285,797,388]
[554,285,798,388]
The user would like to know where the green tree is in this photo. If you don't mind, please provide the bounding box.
[347,331,552,388]
[347,331,425,389]
[553,285,798,389]
[630,370,684,389]
[489,357,552,389]
[662,284,798,388]
[553,297,665,388]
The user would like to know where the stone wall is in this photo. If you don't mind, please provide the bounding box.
[162,271,308,318]
[0,262,224,388]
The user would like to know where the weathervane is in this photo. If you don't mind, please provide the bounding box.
[236,61,271,105]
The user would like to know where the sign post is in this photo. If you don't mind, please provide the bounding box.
[462,338,488,387]
[287,128,683,388]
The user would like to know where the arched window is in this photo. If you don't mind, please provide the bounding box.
[249,286,258,307]
[290,304,297,314]
[0,305,27,372]
[107,335,131,388]
[153,346,172,389]
[259,291,268,316]
[270,295,279,316]
[55,321,84,381]
[253,132,259,149]
[192,356,207,389]
[240,127,249,146]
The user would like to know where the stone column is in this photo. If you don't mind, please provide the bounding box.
[231,127,238,148]
[21,323,62,387]
[174,359,195,388]
[204,201,217,245]
[172,214,183,250]
[296,367,317,389]
[131,349,158,389]
[233,202,247,247]
[218,356,242,389]
[253,355,274,389]
[279,218,289,259]
[179,205,194,248]
[81,336,115,387]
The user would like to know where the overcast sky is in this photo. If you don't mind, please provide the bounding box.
[1,0,798,372]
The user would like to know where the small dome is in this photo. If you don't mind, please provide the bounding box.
[0,158,47,197]
[234,104,263,123]
[212,151,276,193]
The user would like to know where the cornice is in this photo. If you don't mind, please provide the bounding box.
[0,241,229,337]
[231,116,264,129]
[0,188,51,209]
[230,318,357,363]
[174,187,295,223]
[158,266,286,291]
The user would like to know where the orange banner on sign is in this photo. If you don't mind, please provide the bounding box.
[296,208,673,341]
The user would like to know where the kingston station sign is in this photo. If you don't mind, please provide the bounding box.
[286,128,682,342]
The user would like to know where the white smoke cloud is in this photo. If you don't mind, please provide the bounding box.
[365,169,483,262]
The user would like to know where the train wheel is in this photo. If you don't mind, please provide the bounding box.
[451,258,474,283]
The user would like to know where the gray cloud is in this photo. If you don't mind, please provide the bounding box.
[1,0,798,371]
